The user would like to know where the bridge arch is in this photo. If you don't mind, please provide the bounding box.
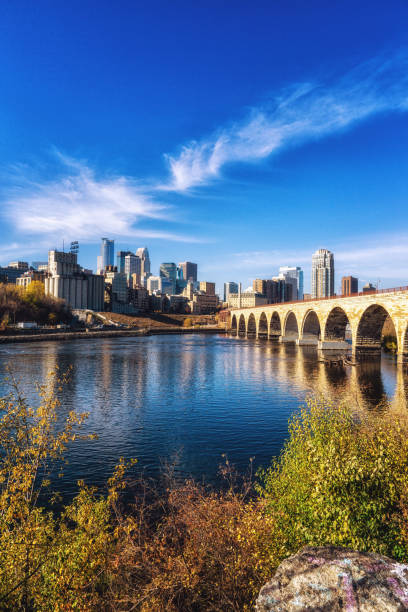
[356,304,395,353]
[324,307,351,341]
[258,312,268,338]
[238,314,246,336]
[247,313,257,337]
[230,314,237,336]
[284,311,299,340]
[301,310,321,341]
[269,312,282,339]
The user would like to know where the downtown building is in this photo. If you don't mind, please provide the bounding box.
[159,262,177,295]
[45,250,104,311]
[278,266,304,300]
[342,276,358,296]
[311,249,335,299]
[228,284,267,308]
[0,261,30,284]
[97,238,114,273]
[223,281,239,303]
[136,247,151,286]
[251,277,296,304]
[178,261,197,282]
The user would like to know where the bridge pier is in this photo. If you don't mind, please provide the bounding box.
[279,335,297,343]
[297,336,319,346]
[318,340,350,351]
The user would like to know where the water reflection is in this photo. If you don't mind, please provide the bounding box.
[0,335,407,498]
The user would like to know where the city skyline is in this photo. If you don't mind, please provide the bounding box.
[0,2,408,290]
[0,238,397,298]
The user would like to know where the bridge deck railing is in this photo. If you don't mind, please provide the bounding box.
[230,286,408,311]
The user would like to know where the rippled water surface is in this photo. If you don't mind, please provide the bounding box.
[0,334,405,497]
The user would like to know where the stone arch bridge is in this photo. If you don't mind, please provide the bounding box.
[229,288,408,362]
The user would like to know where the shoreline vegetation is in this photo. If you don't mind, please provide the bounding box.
[1,371,408,610]
[0,282,226,344]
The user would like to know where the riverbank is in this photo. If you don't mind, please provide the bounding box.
[2,378,408,610]
[0,325,225,344]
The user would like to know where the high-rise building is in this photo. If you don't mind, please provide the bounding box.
[124,253,141,282]
[175,266,188,294]
[278,266,304,300]
[178,261,197,282]
[253,279,266,295]
[311,249,334,299]
[100,238,114,271]
[136,247,151,283]
[223,281,239,303]
[342,276,358,296]
[160,262,177,294]
[271,277,294,303]
[161,278,174,295]
[117,250,133,274]
[250,278,293,304]
[199,281,216,296]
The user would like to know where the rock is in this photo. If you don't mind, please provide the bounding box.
[256,546,408,611]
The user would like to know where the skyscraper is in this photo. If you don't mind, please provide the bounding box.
[117,250,133,274]
[160,262,177,294]
[136,247,151,284]
[311,249,334,298]
[224,281,239,302]
[178,261,198,282]
[124,253,141,281]
[100,238,114,271]
[278,266,304,300]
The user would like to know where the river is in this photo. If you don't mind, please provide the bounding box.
[0,334,405,499]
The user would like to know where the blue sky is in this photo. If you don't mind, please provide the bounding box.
[1,0,408,293]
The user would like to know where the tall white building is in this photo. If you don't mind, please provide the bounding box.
[278,266,304,300]
[311,249,334,299]
[136,247,151,285]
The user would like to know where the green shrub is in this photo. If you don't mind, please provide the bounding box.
[382,334,398,352]
[258,397,408,561]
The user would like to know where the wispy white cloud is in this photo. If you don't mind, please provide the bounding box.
[163,51,408,191]
[226,234,408,288]
[3,154,201,244]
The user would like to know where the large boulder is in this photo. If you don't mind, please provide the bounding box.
[256,546,408,611]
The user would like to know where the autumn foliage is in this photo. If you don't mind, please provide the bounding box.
[0,282,71,327]
[2,373,408,610]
